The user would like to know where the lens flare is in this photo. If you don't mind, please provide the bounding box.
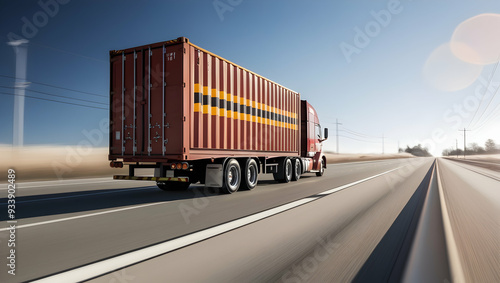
[423,43,483,92]
[451,13,500,65]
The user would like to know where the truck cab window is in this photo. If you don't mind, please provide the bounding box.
[315,124,322,139]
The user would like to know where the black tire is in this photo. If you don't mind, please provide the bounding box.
[275,158,293,183]
[156,181,190,191]
[292,158,301,181]
[284,158,293,183]
[222,159,241,194]
[241,159,258,190]
[316,159,325,177]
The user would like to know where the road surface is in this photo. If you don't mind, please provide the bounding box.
[0,157,498,282]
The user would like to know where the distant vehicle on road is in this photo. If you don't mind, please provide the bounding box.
[108,37,328,193]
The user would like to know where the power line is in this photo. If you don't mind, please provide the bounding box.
[0,85,107,105]
[0,74,107,98]
[0,91,108,110]
[470,91,500,130]
[467,59,500,129]
[473,107,500,132]
[340,129,382,140]
[324,122,387,143]
[0,34,108,64]
[340,129,372,138]
[469,84,500,131]
[28,41,107,63]
[338,134,383,144]
[341,126,383,139]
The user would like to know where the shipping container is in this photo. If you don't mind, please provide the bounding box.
[109,37,328,193]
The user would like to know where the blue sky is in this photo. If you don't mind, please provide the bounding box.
[1,0,499,156]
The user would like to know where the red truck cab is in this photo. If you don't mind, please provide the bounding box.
[301,100,328,174]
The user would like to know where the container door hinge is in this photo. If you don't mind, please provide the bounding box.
[148,147,152,152]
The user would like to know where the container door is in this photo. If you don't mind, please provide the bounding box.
[111,44,184,157]
[110,54,124,156]
[144,44,184,156]
[122,52,136,156]
[110,52,137,156]
[163,45,184,155]
[147,47,165,155]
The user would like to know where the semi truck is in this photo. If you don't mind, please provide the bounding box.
[109,37,328,193]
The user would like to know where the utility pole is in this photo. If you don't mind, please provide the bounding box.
[8,39,29,147]
[459,128,470,159]
[382,133,385,154]
[456,139,458,158]
[335,119,342,154]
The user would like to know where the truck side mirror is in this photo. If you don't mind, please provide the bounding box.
[324,128,329,140]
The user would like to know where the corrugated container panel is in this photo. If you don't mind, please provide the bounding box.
[110,38,300,161]
[188,40,300,156]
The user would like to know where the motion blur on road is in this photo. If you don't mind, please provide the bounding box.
[0,156,498,282]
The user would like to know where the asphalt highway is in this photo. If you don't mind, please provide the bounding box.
[0,157,498,282]
[437,158,500,283]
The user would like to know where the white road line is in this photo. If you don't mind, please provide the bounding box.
[33,198,318,283]
[31,166,405,283]
[446,159,500,181]
[0,201,168,232]
[0,177,118,190]
[327,159,404,166]
[0,187,154,205]
[317,166,404,195]
[436,160,466,283]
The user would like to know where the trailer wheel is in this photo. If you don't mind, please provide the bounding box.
[274,158,293,183]
[316,159,325,177]
[156,181,190,191]
[241,159,258,190]
[292,158,301,181]
[222,159,241,194]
